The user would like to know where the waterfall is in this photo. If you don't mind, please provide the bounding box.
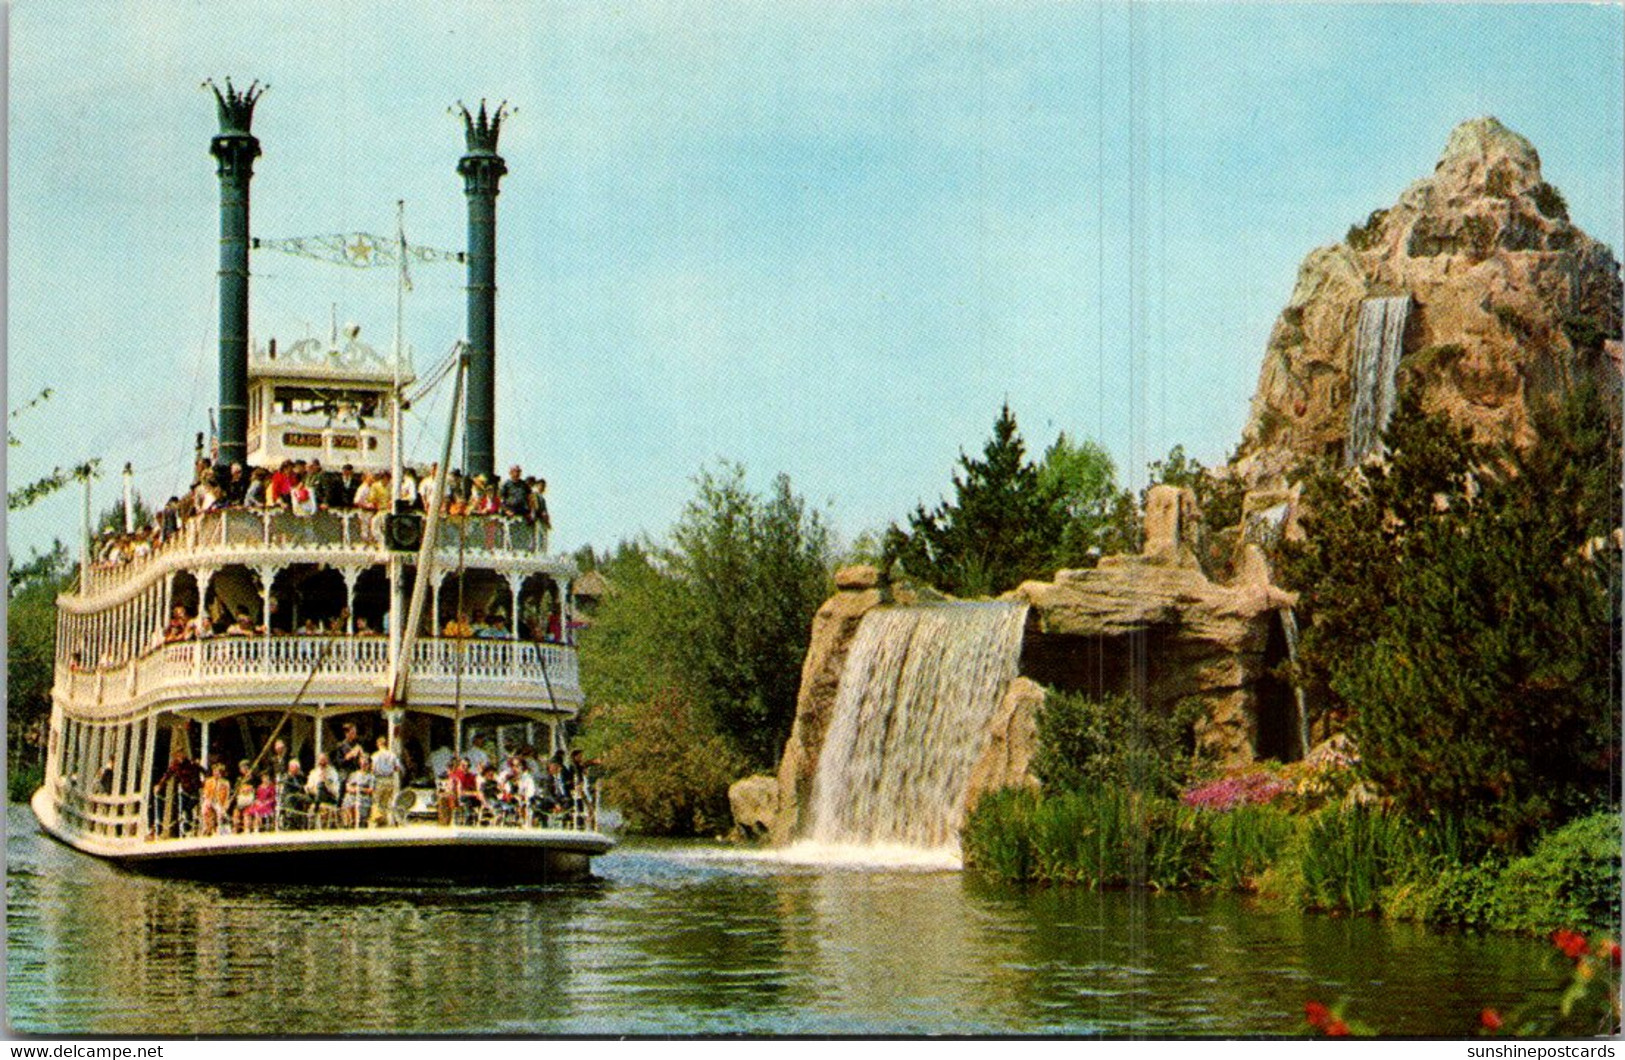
[1278,608,1311,759]
[1345,295,1411,465]
[808,601,1029,852]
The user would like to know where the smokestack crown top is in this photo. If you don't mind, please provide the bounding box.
[456,99,509,157]
[206,77,265,137]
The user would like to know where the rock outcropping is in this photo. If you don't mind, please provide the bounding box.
[728,774,780,839]
[770,492,1301,846]
[1008,487,1298,765]
[1238,117,1621,483]
[769,567,885,844]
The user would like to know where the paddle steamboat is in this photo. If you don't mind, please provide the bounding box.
[31,80,614,880]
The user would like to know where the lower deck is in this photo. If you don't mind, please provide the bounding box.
[33,788,613,883]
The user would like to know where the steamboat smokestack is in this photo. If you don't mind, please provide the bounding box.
[207,78,263,467]
[456,99,508,481]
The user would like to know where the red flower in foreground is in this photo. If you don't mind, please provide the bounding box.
[1480,1008,1503,1032]
[1553,929,1589,961]
[1599,940,1621,968]
[1325,1019,1351,1037]
[1304,1001,1331,1028]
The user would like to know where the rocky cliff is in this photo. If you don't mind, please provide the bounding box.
[1237,117,1621,484]
[766,491,1297,845]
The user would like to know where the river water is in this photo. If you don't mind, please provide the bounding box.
[6,807,1569,1036]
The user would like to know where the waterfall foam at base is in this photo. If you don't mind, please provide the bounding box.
[1345,295,1411,464]
[808,601,1029,852]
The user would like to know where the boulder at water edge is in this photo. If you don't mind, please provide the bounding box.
[728,775,781,839]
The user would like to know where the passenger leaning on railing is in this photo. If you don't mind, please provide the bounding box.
[500,465,530,518]
[306,753,342,819]
[279,759,312,822]
[242,467,269,508]
[199,762,232,836]
[324,464,360,509]
[369,737,403,828]
[342,755,374,827]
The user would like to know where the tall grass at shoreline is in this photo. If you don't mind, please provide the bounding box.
[963,787,1621,937]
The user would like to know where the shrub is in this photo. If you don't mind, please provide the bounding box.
[1494,813,1622,936]
[1528,181,1570,221]
[1407,342,1465,374]
[1033,690,1201,799]
[1561,312,1610,353]
[587,687,748,836]
[1462,214,1499,258]
[1346,209,1388,251]
[1493,303,1537,341]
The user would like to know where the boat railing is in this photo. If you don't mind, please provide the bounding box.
[79,509,551,596]
[57,782,146,840]
[142,780,604,842]
[60,635,579,708]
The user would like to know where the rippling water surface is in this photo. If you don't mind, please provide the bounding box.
[6,807,1568,1036]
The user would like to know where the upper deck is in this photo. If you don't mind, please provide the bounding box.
[70,506,557,603]
[57,504,585,723]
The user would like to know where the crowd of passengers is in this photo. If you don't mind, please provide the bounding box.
[91,458,550,570]
[146,602,566,644]
[146,727,597,837]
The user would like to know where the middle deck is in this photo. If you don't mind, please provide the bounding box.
[56,508,585,722]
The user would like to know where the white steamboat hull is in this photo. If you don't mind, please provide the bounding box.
[32,787,614,883]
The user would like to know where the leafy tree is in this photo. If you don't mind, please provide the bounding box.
[1144,444,1247,565]
[665,466,833,767]
[1277,392,1483,720]
[1039,434,1138,567]
[1145,443,1207,493]
[576,465,832,828]
[580,687,747,836]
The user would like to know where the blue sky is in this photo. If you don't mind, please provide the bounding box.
[8,2,1622,561]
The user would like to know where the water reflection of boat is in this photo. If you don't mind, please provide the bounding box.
[32,80,613,881]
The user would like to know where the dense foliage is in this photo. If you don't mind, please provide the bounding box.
[1031,689,1203,799]
[582,685,746,836]
[9,544,74,713]
[884,405,1135,595]
[964,788,1621,941]
[1278,387,1621,850]
[576,464,832,833]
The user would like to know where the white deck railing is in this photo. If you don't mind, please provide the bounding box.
[80,509,551,596]
[58,635,580,712]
